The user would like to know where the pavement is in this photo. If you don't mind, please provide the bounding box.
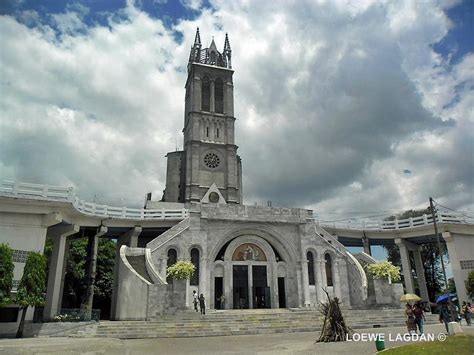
[0,324,473,355]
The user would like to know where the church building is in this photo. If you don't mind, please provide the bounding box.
[112,29,373,318]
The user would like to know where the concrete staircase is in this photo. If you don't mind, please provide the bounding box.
[67,308,440,339]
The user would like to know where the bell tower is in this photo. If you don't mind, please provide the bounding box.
[163,29,242,204]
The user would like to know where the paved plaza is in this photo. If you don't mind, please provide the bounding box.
[1,324,473,355]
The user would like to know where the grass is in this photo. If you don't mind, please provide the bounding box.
[381,334,474,354]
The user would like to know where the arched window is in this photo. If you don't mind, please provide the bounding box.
[190,248,200,286]
[201,77,210,112]
[325,253,333,287]
[307,251,315,285]
[210,51,216,64]
[214,78,224,114]
[167,248,177,283]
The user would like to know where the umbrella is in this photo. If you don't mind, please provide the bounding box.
[436,293,457,303]
[400,294,422,303]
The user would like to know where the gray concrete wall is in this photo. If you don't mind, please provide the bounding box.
[115,247,150,320]
[0,212,48,291]
[444,232,474,303]
[373,279,404,305]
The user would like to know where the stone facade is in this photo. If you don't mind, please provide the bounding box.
[163,30,242,204]
[112,30,371,317]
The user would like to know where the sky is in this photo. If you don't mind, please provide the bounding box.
[1,0,473,239]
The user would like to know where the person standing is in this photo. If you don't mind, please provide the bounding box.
[199,293,206,315]
[413,302,426,334]
[461,301,472,326]
[192,290,199,312]
[219,294,225,310]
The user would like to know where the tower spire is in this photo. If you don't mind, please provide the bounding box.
[223,33,232,69]
[224,33,231,52]
[194,27,201,47]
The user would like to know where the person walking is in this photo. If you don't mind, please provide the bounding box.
[461,301,472,326]
[199,293,206,315]
[405,303,416,334]
[413,302,426,334]
[192,290,199,312]
[439,303,451,333]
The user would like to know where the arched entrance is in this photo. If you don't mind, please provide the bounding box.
[214,235,283,309]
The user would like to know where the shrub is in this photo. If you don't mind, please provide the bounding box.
[16,252,47,338]
[166,260,195,280]
[0,243,14,306]
[466,271,474,299]
[366,261,401,282]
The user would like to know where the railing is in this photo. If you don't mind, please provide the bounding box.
[318,211,470,231]
[147,217,190,252]
[0,180,188,221]
[313,224,368,295]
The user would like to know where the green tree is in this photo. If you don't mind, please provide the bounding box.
[60,238,115,319]
[466,271,474,299]
[0,243,14,306]
[16,252,47,338]
[383,208,447,301]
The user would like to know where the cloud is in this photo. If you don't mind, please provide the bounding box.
[0,0,472,217]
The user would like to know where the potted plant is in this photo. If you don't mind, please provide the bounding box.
[366,261,401,284]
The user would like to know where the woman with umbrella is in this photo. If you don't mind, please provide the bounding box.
[400,294,421,335]
[405,303,417,334]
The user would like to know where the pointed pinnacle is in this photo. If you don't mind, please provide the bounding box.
[224,33,231,51]
[194,27,201,45]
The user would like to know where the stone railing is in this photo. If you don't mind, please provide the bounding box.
[147,217,190,252]
[200,203,314,223]
[314,224,367,294]
[0,180,188,221]
[318,211,470,230]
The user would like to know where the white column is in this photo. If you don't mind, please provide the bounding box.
[44,224,79,321]
[333,260,342,302]
[248,265,253,309]
[320,260,327,289]
[413,249,429,302]
[301,261,311,307]
[110,226,141,320]
[57,239,72,309]
[199,257,208,307]
[224,263,232,309]
[315,256,324,303]
[362,235,371,255]
[443,232,469,305]
[396,239,414,294]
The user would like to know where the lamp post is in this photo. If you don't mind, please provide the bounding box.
[429,197,448,289]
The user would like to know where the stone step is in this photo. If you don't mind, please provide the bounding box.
[68,309,440,339]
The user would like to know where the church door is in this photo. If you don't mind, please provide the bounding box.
[233,265,249,309]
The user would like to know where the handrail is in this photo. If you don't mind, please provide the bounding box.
[317,211,470,231]
[147,217,190,252]
[313,224,367,299]
[0,180,188,221]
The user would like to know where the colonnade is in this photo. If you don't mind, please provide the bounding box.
[301,253,342,307]
[43,224,143,321]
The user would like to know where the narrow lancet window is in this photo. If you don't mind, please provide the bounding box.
[202,77,210,111]
[325,253,333,287]
[307,251,315,285]
[215,78,224,113]
[190,248,200,286]
[167,248,177,283]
